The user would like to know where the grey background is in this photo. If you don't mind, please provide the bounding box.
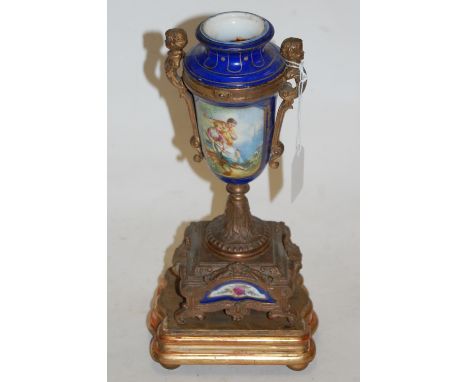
[108,0,359,380]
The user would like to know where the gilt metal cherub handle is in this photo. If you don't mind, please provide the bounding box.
[269,37,307,169]
[164,28,203,162]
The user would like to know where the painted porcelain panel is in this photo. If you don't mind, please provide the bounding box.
[200,280,275,303]
[195,97,273,182]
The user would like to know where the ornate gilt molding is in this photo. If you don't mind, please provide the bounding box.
[183,70,285,104]
[205,184,270,259]
[203,262,273,284]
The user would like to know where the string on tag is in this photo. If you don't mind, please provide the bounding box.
[284,59,308,152]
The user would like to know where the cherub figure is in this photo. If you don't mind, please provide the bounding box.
[206,116,244,174]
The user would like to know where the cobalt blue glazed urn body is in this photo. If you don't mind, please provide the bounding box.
[165,11,305,185]
[181,12,288,184]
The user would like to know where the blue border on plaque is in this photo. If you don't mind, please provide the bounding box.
[200,279,275,304]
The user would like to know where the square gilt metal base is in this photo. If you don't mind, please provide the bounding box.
[148,224,318,370]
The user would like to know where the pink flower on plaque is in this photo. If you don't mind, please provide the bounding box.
[233,286,245,296]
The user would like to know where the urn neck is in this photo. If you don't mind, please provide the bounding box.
[184,12,285,89]
[196,11,275,52]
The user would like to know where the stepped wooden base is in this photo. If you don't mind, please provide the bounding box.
[149,270,318,370]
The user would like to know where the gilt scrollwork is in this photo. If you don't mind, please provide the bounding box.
[165,28,203,162]
[203,262,273,284]
[269,37,307,168]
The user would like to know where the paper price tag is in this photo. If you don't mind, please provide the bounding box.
[291,145,305,202]
[284,59,307,203]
